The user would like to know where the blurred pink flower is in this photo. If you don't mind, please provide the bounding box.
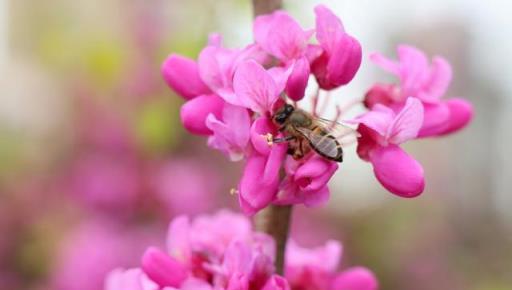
[310,5,362,90]
[286,240,378,290]
[105,210,377,290]
[366,45,473,137]
[70,152,141,213]
[52,220,160,290]
[153,159,220,216]
[351,97,425,197]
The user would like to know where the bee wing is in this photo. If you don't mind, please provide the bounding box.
[295,126,343,161]
[314,117,360,146]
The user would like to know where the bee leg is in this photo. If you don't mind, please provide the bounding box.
[271,136,295,144]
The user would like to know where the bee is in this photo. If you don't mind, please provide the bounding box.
[270,104,357,163]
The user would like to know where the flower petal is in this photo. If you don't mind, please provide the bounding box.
[369,145,424,197]
[141,247,188,288]
[439,98,473,135]
[331,267,378,290]
[239,145,287,215]
[417,102,451,137]
[251,117,277,156]
[397,45,430,97]
[314,5,345,54]
[285,57,310,101]
[254,11,310,60]
[161,54,210,99]
[369,52,399,75]
[386,97,424,144]
[180,94,224,135]
[351,104,395,138]
[325,34,362,87]
[234,60,279,115]
[262,275,291,290]
[419,56,452,101]
[206,103,251,161]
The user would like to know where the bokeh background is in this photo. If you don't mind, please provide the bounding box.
[1,0,511,289]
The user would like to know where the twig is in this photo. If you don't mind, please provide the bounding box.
[254,204,292,275]
[252,0,283,16]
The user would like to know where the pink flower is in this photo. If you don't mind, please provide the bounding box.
[286,240,378,290]
[199,35,269,106]
[233,60,287,116]
[366,45,473,137]
[253,10,313,100]
[161,54,211,100]
[52,220,158,290]
[275,155,338,207]
[239,117,287,215]
[310,5,362,90]
[352,97,425,197]
[206,103,252,161]
[105,211,378,290]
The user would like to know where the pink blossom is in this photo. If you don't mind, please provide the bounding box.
[161,54,211,100]
[286,240,378,290]
[105,211,378,290]
[310,5,362,90]
[206,103,252,161]
[275,155,338,207]
[180,94,224,135]
[233,60,286,116]
[253,10,313,100]
[352,97,425,197]
[366,45,473,137]
[52,220,159,290]
[239,117,287,215]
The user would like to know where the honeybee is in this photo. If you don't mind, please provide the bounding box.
[270,104,358,163]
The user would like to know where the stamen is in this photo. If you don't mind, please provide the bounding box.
[262,133,274,145]
[311,87,320,117]
[229,188,239,195]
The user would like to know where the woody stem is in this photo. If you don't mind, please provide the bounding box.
[254,204,293,275]
[251,0,291,276]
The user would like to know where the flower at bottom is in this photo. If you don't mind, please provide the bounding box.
[105,210,378,290]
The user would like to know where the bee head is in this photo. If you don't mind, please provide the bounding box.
[273,104,295,124]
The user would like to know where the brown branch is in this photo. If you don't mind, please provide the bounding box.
[252,0,283,16]
[254,204,292,275]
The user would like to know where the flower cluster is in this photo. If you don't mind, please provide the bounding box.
[105,210,378,290]
[163,5,361,215]
[162,5,473,212]
[355,45,473,197]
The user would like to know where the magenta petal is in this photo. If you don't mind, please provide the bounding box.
[234,60,279,115]
[251,117,277,156]
[369,145,424,197]
[386,97,424,144]
[180,94,224,135]
[303,185,330,207]
[239,145,287,215]
[331,267,378,290]
[262,275,291,290]
[352,105,395,138]
[254,11,310,60]
[314,5,345,53]
[420,56,452,101]
[285,57,310,101]
[369,52,399,75]
[326,34,362,86]
[206,103,251,161]
[141,247,188,288]
[162,54,210,100]
[294,157,338,192]
[439,98,473,135]
[417,102,451,137]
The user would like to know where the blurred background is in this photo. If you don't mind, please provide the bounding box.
[0,0,511,289]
